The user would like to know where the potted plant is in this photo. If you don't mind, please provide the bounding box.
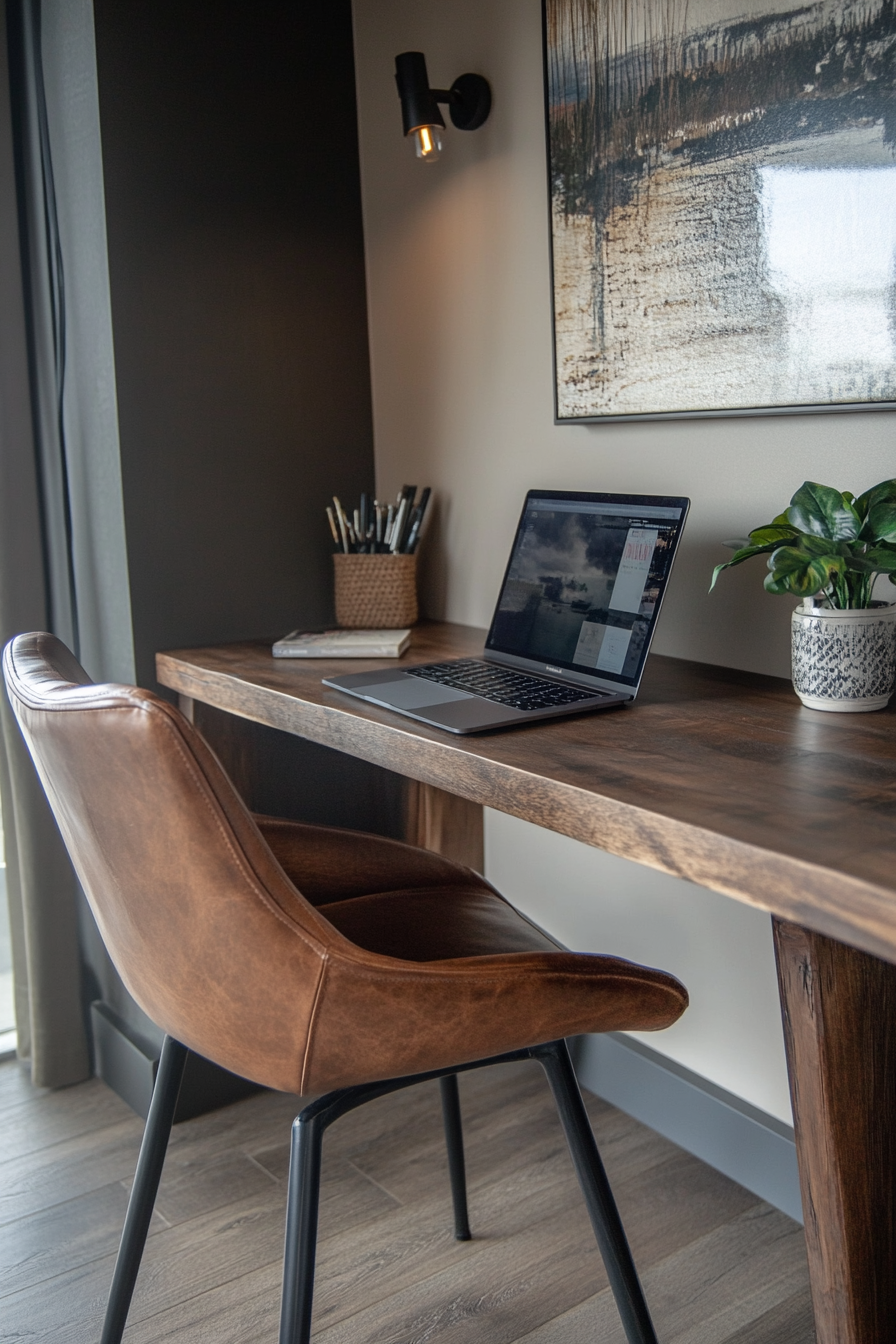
[711,479,896,712]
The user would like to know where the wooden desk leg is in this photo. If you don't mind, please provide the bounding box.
[404,780,484,873]
[773,919,896,1344]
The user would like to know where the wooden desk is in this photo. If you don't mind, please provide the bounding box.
[158,622,896,1344]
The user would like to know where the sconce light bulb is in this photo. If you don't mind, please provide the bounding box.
[412,124,442,161]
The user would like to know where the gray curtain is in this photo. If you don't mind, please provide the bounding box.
[0,0,134,1087]
[0,0,87,1085]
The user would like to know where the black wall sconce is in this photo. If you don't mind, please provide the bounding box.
[394,51,491,162]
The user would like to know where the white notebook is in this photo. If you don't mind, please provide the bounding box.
[273,628,411,658]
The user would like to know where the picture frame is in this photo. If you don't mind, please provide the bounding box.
[543,0,896,423]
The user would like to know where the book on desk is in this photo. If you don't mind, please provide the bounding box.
[273,628,411,659]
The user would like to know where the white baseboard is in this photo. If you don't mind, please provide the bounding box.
[574,1032,802,1223]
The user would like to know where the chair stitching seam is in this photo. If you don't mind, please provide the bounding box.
[158,713,325,952]
[303,961,683,991]
[300,954,330,1094]
[69,701,326,954]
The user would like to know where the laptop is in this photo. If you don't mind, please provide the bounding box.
[323,490,689,734]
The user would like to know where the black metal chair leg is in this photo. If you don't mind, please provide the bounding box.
[101,1036,188,1344]
[279,1109,325,1344]
[277,1043,654,1344]
[440,1074,472,1240]
[534,1039,660,1344]
[277,1052,531,1344]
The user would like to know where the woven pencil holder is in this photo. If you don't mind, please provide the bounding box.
[333,553,418,628]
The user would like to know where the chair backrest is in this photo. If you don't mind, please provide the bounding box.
[3,632,345,1092]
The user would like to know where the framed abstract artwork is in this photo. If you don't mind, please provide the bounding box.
[543,0,896,421]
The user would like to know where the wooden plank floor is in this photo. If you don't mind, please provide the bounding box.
[0,1055,814,1343]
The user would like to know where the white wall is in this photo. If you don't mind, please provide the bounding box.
[351,0,895,1121]
[485,810,792,1122]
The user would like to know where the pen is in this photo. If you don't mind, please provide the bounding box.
[390,497,409,554]
[404,506,420,551]
[328,487,430,554]
[399,499,415,551]
[406,487,430,553]
[333,496,350,554]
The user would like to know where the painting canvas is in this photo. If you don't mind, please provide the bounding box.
[544,0,896,419]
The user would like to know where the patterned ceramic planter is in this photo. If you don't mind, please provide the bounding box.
[791,601,896,712]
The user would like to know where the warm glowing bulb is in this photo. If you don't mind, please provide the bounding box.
[411,124,442,161]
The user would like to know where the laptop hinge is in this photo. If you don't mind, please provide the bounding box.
[482,649,631,699]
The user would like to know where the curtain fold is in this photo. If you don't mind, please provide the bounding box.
[2,0,136,1086]
[0,0,90,1087]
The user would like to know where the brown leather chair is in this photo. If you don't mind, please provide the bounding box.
[4,632,687,1344]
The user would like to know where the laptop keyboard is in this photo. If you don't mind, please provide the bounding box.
[407,659,602,712]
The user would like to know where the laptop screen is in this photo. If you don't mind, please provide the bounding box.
[485,491,689,690]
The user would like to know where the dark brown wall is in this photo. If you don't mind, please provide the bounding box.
[93,0,375,690]
[79,2,406,1074]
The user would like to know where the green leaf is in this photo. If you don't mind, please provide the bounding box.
[766,544,844,597]
[764,564,834,596]
[861,546,896,573]
[709,542,780,591]
[764,571,802,596]
[844,554,882,574]
[799,533,843,557]
[748,524,799,545]
[771,511,791,525]
[855,478,896,521]
[864,502,896,544]
[787,481,860,541]
[766,545,807,577]
[802,559,842,595]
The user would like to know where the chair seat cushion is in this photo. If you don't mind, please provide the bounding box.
[253,813,687,1093]
[320,885,563,961]
[255,814,487,906]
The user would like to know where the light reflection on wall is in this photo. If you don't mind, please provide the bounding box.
[759,167,896,377]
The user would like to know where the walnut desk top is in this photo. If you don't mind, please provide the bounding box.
[157,620,896,966]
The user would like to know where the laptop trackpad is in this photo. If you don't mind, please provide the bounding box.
[360,678,474,710]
